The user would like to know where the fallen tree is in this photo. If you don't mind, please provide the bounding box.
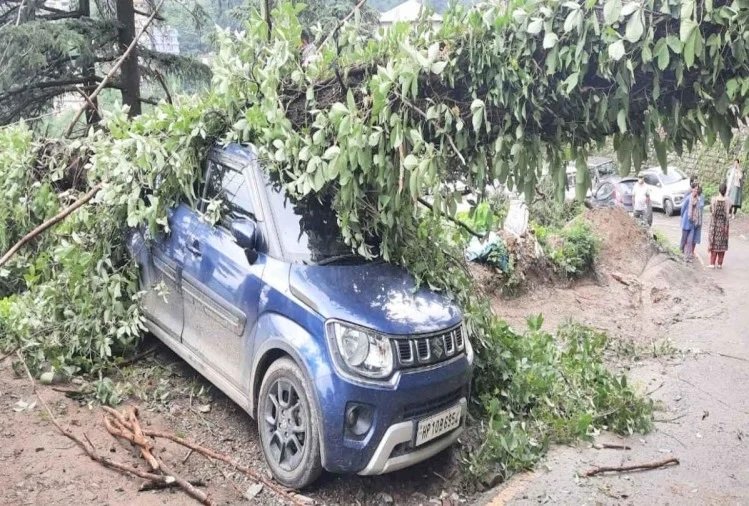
[1,0,747,484]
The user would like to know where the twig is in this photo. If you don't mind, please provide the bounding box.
[716,352,749,363]
[654,413,688,424]
[117,346,159,368]
[646,381,665,396]
[209,456,246,498]
[139,479,205,492]
[141,429,313,506]
[0,183,103,268]
[74,87,100,119]
[584,457,679,477]
[593,443,632,450]
[317,0,368,50]
[156,458,212,505]
[15,351,168,485]
[182,448,194,464]
[63,0,166,137]
[417,197,483,238]
[0,347,19,363]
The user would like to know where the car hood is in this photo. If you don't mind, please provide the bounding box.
[289,262,461,335]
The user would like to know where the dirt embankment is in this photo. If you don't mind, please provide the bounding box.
[491,207,724,344]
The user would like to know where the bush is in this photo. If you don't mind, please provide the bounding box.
[549,220,599,277]
[528,177,584,229]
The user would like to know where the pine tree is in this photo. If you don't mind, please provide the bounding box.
[0,0,209,128]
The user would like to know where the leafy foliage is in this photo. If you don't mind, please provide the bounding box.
[467,320,652,481]
[7,0,749,482]
[548,220,599,277]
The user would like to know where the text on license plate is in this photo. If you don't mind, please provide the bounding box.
[415,404,462,447]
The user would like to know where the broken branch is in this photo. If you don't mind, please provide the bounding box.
[0,182,103,268]
[141,428,313,506]
[584,457,679,477]
[593,443,632,450]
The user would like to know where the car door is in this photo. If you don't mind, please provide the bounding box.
[137,204,196,341]
[180,156,266,387]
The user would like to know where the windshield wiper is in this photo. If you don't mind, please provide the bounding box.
[316,253,363,266]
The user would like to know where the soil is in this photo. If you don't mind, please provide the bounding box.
[480,212,749,505]
[493,207,724,347]
[0,208,742,506]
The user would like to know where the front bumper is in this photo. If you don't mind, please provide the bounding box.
[315,353,472,474]
[358,398,467,475]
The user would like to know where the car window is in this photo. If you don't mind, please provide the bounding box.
[595,161,617,178]
[660,168,686,185]
[202,161,255,220]
[643,174,659,186]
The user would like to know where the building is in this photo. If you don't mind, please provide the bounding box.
[380,0,443,26]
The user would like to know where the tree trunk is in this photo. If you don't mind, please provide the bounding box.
[79,0,100,124]
[116,0,141,117]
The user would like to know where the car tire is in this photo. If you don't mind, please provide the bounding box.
[664,198,675,216]
[258,357,322,489]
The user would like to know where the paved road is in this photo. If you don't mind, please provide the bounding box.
[484,212,749,505]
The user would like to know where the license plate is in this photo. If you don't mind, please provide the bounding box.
[415,404,462,447]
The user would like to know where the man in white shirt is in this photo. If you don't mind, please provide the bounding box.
[632,175,650,223]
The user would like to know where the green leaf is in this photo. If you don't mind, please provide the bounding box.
[563,72,580,93]
[654,138,668,170]
[603,0,622,24]
[431,61,448,75]
[403,154,419,170]
[655,41,670,70]
[564,10,581,33]
[680,19,697,44]
[684,29,697,68]
[322,146,340,160]
[543,32,558,49]
[625,11,644,43]
[617,109,628,133]
[621,3,639,16]
[526,18,543,34]
[608,40,626,61]
[471,99,485,132]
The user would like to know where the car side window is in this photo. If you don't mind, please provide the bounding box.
[202,161,255,221]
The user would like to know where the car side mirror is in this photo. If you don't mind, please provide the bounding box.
[231,218,257,250]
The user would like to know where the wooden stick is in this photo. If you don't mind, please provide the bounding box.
[584,457,679,477]
[156,458,213,505]
[63,0,165,138]
[124,405,160,471]
[139,479,205,492]
[0,182,103,268]
[142,429,313,505]
[593,443,632,450]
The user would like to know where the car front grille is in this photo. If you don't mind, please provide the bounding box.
[393,325,465,368]
[402,387,464,420]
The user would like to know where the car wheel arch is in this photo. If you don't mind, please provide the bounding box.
[250,330,329,468]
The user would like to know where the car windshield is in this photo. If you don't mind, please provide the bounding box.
[261,173,367,264]
[660,168,686,185]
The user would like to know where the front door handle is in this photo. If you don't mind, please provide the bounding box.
[186,238,202,256]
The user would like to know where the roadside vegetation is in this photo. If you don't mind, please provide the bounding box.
[3,0,749,490]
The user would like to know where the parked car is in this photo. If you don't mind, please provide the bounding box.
[638,167,691,216]
[128,144,474,489]
[587,177,652,226]
[564,157,618,201]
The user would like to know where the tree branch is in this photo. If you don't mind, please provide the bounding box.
[417,197,483,238]
[0,183,103,268]
[63,0,165,137]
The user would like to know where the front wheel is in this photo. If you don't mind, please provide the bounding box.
[258,357,322,489]
[664,198,675,216]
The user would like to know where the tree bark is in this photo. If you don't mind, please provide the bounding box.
[79,0,100,124]
[116,0,141,117]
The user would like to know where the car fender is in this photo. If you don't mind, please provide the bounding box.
[249,312,333,466]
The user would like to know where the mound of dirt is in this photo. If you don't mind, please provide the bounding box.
[582,207,655,275]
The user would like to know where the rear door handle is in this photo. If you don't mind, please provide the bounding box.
[186,238,202,256]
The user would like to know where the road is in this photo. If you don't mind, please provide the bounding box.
[484,212,749,505]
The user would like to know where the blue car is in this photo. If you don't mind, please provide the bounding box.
[129,143,474,488]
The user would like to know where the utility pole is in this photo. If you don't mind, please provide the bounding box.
[116,0,141,117]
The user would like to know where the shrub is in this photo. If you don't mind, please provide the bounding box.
[549,220,599,277]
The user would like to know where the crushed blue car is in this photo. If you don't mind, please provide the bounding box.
[129,143,474,488]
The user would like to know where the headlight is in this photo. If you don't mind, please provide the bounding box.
[327,322,394,380]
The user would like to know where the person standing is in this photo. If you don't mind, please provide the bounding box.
[708,183,731,269]
[680,184,696,256]
[632,175,650,224]
[688,186,704,260]
[726,158,743,219]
